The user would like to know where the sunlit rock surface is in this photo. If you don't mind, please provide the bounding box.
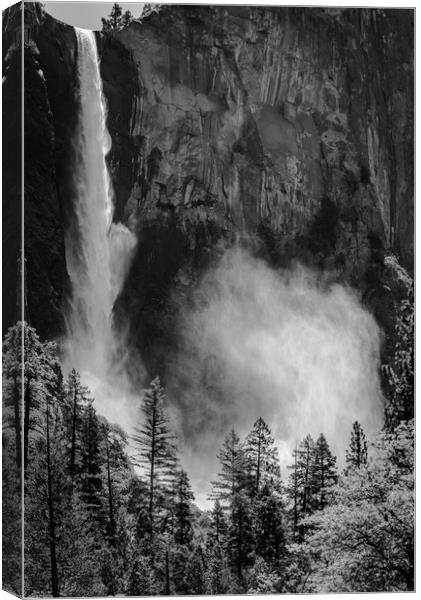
[100,6,413,373]
[11,5,413,377]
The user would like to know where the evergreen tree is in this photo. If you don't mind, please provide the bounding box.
[313,433,337,509]
[99,420,131,588]
[207,499,228,547]
[3,322,24,472]
[127,553,158,595]
[227,491,254,582]
[64,369,92,482]
[173,469,194,546]
[287,434,316,539]
[23,337,105,597]
[211,429,247,505]
[246,556,278,594]
[245,417,281,495]
[204,500,229,594]
[303,420,414,592]
[132,377,177,547]
[101,3,122,30]
[204,540,230,595]
[45,388,59,596]
[345,421,368,472]
[3,322,58,474]
[183,544,206,594]
[101,3,133,31]
[252,484,286,566]
[121,9,133,27]
[2,323,25,595]
[80,402,103,512]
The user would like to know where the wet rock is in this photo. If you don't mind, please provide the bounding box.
[6,5,412,377]
[100,6,413,371]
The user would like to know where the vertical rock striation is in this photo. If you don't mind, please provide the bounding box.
[6,5,412,377]
[99,6,413,371]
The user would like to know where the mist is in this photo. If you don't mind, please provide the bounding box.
[61,24,383,511]
[167,248,384,507]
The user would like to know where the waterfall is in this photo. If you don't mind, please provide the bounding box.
[63,28,136,425]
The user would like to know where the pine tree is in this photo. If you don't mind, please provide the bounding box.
[204,501,229,594]
[207,500,228,547]
[313,433,337,510]
[227,491,254,582]
[287,435,316,539]
[101,3,133,31]
[64,369,92,482]
[183,544,206,594]
[45,389,59,596]
[98,421,132,595]
[252,484,286,566]
[245,417,281,495]
[3,322,58,474]
[101,3,122,30]
[100,422,130,548]
[127,553,158,595]
[346,421,368,472]
[23,337,76,597]
[3,322,24,472]
[132,377,177,547]
[246,556,278,594]
[173,470,194,546]
[303,420,414,592]
[2,324,25,594]
[211,429,247,505]
[121,9,133,27]
[204,540,229,595]
[80,402,103,513]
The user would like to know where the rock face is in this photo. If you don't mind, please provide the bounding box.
[99,6,414,372]
[24,12,77,339]
[3,5,77,339]
[5,5,413,374]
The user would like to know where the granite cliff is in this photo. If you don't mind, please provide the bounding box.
[3,4,414,375]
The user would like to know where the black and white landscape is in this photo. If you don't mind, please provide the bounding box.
[2,2,414,596]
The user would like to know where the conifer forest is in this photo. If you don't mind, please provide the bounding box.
[2,2,414,596]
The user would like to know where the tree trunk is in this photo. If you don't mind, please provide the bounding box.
[237,506,243,579]
[13,375,22,473]
[165,549,170,595]
[320,455,325,509]
[293,446,298,539]
[46,396,59,596]
[87,408,92,501]
[69,387,77,480]
[149,399,157,545]
[23,375,31,472]
[106,436,116,547]
[256,432,261,493]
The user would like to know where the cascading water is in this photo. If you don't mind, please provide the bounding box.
[63,28,136,426]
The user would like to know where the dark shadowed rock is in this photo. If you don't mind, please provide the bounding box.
[6,5,413,379]
[101,6,413,372]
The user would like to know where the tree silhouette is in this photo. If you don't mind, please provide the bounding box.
[132,377,177,547]
[345,421,368,472]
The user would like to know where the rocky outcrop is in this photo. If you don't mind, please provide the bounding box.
[99,6,413,372]
[4,5,413,375]
[2,5,22,333]
[3,5,77,339]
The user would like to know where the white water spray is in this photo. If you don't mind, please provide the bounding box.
[63,28,136,427]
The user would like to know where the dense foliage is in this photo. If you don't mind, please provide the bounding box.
[2,307,414,595]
